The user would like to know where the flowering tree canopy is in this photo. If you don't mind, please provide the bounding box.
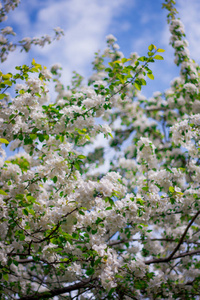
[0,0,200,299]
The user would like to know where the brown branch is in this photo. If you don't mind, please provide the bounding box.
[7,252,30,257]
[145,210,200,265]
[33,222,61,244]
[146,106,168,112]
[25,176,44,189]
[105,52,158,102]
[108,237,200,247]
[10,216,41,241]
[171,249,200,260]
[19,278,96,300]
[32,208,77,244]
[8,209,78,259]
[16,259,35,264]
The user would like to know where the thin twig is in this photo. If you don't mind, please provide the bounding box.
[145,210,200,264]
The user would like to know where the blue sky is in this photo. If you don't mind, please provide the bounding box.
[2,0,200,99]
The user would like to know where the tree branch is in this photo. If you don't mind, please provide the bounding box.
[145,210,200,265]
[146,106,168,111]
[171,249,200,260]
[19,278,96,300]
[108,237,200,247]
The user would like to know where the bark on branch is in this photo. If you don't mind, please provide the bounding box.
[19,278,96,300]
[145,210,200,265]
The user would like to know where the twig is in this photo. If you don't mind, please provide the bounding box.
[145,210,200,265]
[19,278,97,300]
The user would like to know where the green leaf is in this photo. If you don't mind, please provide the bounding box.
[136,198,146,205]
[22,209,29,216]
[38,134,45,142]
[3,80,12,86]
[2,73,12,80]
[169,186,175,193]
[108,288,116,297]
[32,58,36,65]
[35,92,41,97]
[115,274,124,279]
[28,209,35,216]
[53,176,57,183]
[121,93,126,100]
[19,234,25,241]
[108,62,114,67]
[154,55,164,60]
[31,67,39,72]
[0,138,9,144]
[139,78,146,86]
[7,258,12,266]
[147,73,154,80]
[85,135,90,140]
[113,60,121,64]
[142,187,149,192]
[0,94,6,100]
[29,134,37,140]
[18,133,23,141]
[134,83,141,90]
[3,273,9,281]
[26,195,36,202]
[148,44,156,51]
[16,194,24,200]
[74,161,80,170]
[170,197,176,204]
[24,136,33,145]
[166,167,173,174]
[139,144,145,151]
[157,48,165,53]
[77,155,86,159]
[0,189,8,195]
[148,51,154,57]
[79,206,87,210]
[105,206,112,210]
[138,56,146,62]
[19,89,25,94]
[86,268,95,276]
[121,58,131,64]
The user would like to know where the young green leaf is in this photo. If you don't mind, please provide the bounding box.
[0,189,8,195]
[147,73,154,80]
[169,186,175,193]
[148,44,156,51]
[0,94,6,100]
[157,48,165,53]
[0,138,9,144]
[134,83,141,90]
[154,55,164,60]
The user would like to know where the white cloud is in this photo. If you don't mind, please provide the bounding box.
[34,0,133,82]
[2,0,133,84]
[3,0,199,97]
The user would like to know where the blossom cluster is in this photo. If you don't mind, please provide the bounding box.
[0,0,200,299]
